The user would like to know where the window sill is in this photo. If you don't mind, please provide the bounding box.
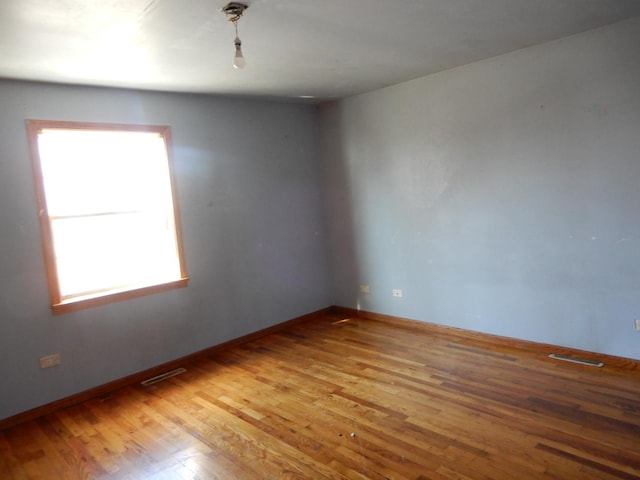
[51,277,189,315]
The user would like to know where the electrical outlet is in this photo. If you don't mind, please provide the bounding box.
[39,353,61,369]
[392,289,403,298]
[635,319,640,331]
[359,285,370,294]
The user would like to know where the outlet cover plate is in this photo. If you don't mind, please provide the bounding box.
[40,353,61,369]
[392,289,403,298]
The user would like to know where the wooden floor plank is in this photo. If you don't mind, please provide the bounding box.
[1,312,640,479]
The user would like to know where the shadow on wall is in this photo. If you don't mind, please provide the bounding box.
[318,102,363,311]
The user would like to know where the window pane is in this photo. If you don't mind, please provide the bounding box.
[52,213,181,297]
[38,130,171,217]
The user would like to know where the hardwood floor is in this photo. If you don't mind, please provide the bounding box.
[1,311,639,479]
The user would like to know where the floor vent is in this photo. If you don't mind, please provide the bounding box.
[141,367,187,386]
[549,353,604,368]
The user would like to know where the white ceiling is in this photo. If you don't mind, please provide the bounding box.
[1,0,639,102]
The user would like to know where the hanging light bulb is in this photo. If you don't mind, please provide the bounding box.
[233,33,245,69]
[222,2,248,70]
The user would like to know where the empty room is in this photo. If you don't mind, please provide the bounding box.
[1,1,639,479]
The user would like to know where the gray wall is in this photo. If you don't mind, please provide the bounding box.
[319,17,640,360]
[0,81,331,420]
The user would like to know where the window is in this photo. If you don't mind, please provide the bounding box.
[27,120,188,314]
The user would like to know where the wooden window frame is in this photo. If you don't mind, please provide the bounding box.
[27,120,189,315]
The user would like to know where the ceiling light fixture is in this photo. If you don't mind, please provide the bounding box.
[221,2,248,70]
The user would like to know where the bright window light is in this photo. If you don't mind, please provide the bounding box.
[27,120,189,314]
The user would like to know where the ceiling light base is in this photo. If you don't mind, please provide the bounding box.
[221,2,248,20]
